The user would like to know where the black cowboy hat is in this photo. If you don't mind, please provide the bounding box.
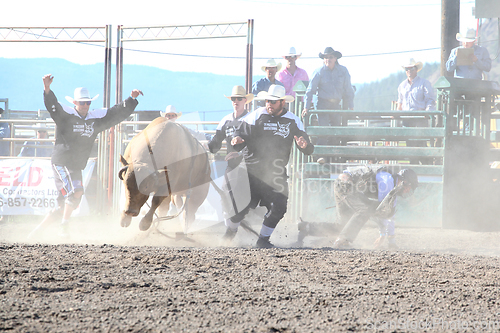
[319,47,342,59]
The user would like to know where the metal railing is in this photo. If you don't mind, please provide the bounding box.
[0,116,222,217]
[288,88,447,227]
[0,119,56,158]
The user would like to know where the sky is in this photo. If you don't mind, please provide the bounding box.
[1,0,477,85]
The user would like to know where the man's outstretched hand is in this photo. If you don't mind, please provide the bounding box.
[294,135,308,149]
[43,74,54,93]
[131,89,144,98]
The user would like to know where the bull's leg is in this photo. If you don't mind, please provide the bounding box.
[139,195,167,231]
[172,195,184,214]
[156,195,172,217]
[120,213,133,228]
[182,182,210,234]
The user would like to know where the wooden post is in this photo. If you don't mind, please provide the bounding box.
[441,0,460,77]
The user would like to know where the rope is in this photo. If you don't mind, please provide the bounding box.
[151,123,209,234]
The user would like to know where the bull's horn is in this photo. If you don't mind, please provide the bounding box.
[120,155,128,166]
[118,166,128,180]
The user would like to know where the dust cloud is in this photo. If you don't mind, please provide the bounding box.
[2,209,499,257]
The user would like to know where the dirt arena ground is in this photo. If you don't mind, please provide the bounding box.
[1,215,500,332]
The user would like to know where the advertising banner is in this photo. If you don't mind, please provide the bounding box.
[0,158,95,216]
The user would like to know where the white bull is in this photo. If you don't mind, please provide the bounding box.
[118,118,211,233]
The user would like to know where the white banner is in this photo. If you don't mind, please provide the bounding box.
[0,158,95,216]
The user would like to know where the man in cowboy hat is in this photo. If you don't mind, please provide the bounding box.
[225,84,314,248]
[252,58,285,108]
[302,47,354,161]
[446,28,491,80]
[18,123,53,157]
[160,105,182,120]
[277,47,309,98]
[208,86,254,226]
[161,105,211,142]
[209,85,253,157]
[37,74,143,238]
[397,58,436,165]
[398,59,436,114]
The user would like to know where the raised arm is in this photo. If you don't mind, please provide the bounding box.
[43,74,54,94]
[131,89,144,99]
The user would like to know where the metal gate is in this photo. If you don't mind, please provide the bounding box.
[110,21,254,213]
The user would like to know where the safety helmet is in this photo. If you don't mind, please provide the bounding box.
[397,169,419,190]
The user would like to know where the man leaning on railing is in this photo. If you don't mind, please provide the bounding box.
[397,59,436,165]
[18,124,53,158]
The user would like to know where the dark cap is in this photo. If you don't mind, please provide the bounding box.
[398,169,419,190]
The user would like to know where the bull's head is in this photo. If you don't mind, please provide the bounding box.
[118,155,153,227]
[119,155,163,193]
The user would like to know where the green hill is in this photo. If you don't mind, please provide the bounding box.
[354,62,441,111]
[0,58,246,122]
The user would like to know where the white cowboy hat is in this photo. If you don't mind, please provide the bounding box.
[282,47,302,58]
[160,105,182,118]
[402,58,423,72]
[456,29,477,42]
[65,87,99,104]
[261,59,282,72]
[256,84,294,103]
[224,85,254,104]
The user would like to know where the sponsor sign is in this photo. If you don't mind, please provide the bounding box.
[0,159,95,215]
